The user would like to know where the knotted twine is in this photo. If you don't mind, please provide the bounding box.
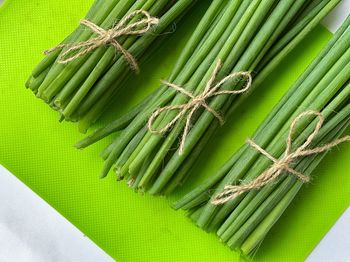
[44,10,159,73]
[148,60,252,155]
[212,111,350,205]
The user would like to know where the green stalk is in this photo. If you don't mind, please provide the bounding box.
[75,0,197,120]
[28,0,200,136]
[240,117,350,255]
[79,0,340,197]
[174,18,350,257]
[40,0,147,102]
[171,147,246,210]
[78,0,250,130]
[220,101,350,241]
[168,0,228,81]
[225,106,350,249]
[58,0,164,118]
[256,0,341,70]
[247,14,350,147]
[75,91,158,149]
[98,0,242,178]
[30,0,107,78]
[148,0,304,195]
[76,0,224,131]
[195,22,350,229]
[198,43,346,231]
[36,0,129,97]
[168,0,333,200]
[134,0,258,191]
[134,0,268,190]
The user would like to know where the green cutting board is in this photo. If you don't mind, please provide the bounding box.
[1,1,349,261]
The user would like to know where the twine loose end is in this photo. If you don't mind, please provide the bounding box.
[44,10,159,72]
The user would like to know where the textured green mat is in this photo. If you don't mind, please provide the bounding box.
[1,1,350,261]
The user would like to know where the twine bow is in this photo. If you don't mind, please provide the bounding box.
[45,10,159,72]
[148,60,252,155]
[212,111,350,205]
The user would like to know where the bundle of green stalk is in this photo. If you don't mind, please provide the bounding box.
[173,15,350,257]
[77,0,341,193]
[26,0,198,131]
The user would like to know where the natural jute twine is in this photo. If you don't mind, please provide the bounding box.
[45,10,159,73]
[148,60,252,155]
[212,111,350,205]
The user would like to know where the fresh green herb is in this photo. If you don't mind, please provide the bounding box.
[78,0,341,196]
[27,0,197,130]
[174,15,350,257]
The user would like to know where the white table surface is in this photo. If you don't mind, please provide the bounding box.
[0,166,114,262]
[306,207,350,262]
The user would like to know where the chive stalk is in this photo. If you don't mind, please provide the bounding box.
[27,0,198,126]
[78,0,341,197]
[175,16,350,257]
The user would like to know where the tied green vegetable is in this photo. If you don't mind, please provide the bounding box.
[78,0,341,196]
[26,0,197,131]
[173,15,350,257]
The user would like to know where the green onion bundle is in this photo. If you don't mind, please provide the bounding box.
[174,15,350,257]
[26,0,197,131]
[78,0,341,194]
